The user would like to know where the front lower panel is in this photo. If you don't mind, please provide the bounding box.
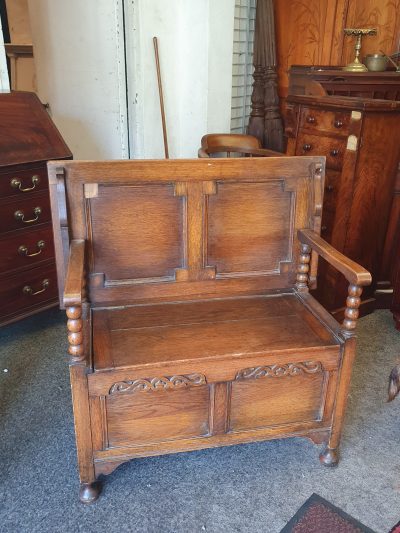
[89,356,339,468]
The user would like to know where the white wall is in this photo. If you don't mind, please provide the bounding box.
[28,0,128,159]
[27,0,235,159]
[125,0,235,158]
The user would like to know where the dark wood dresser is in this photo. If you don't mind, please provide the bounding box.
[0,91,72,326]
[288,67,400,297]
[285,94,400,316]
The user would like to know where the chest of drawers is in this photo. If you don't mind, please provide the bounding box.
[0,91,71,326]
[286,95,400,316]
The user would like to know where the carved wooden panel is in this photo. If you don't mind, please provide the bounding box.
[235,361,323,379]
[106,385,210,447]
[109,374,206,394]
[87,184,183,281]
[207,181,292,276]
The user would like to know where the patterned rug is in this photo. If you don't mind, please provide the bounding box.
[280,494,376,532]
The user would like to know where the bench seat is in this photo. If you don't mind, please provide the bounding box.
[92,293,340,371]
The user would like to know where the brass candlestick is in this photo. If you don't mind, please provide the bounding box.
[343,28,377,72]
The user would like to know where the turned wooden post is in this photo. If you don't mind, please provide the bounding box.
[342,284,363,336]
[263,66,284,152]
[296,243,311,291]
[320,283,363,466]
[248,0,284,150]
[67,306,84,363]
[248,65,266,144]
[66,268,86,365]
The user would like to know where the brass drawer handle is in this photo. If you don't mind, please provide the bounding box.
[334,120,343,128]
[23,278,50,296]
[306,116,316,124]
[330,149,339,157]
[11,175,40,192]
[14,206,42,224]
[326,185,334,192]
[18,240,46,257]
[303,143,312,152]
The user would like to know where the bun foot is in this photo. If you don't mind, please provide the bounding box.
[79,482,101,504]
[319,447,339,467]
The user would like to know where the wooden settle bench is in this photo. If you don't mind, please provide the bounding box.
[48,157,371,503]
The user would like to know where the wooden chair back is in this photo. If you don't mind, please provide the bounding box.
[199,133,282,158]
[49,157,324,308]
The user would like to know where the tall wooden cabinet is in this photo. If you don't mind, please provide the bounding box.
[0,91,72,326]
[285,94,400,315]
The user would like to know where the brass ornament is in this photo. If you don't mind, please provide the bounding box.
[343,28,377,72]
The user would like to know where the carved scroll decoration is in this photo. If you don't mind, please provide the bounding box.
[236,361,322,380]
[109,373,207,395]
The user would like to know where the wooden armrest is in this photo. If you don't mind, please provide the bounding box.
[63,239,85,307]
[298,229,372,287]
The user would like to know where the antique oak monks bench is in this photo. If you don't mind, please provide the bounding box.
[48,157,371,503]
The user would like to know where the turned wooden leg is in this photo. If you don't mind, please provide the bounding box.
[319,446,339,467]
[69,365,97,504]
[320,285,363,467]
[79,482,101,504]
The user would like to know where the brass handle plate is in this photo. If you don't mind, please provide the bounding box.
[306,116,316,124]
[334,120,343,128]
[11,175,40,192]
[23,278,50,296]
[330,149,339,157]
[18,240,46,257]
[303,144,312,152]
[14,206,42,224]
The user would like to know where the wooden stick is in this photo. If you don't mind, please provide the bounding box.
[153,37,169,159]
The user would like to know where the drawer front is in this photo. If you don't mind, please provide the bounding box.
[0,224,55,275]
[296,133,345,170]
[0,166,48,200]
[0,263,58,320]
[300,107,350,136]
[0,191,51,235]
